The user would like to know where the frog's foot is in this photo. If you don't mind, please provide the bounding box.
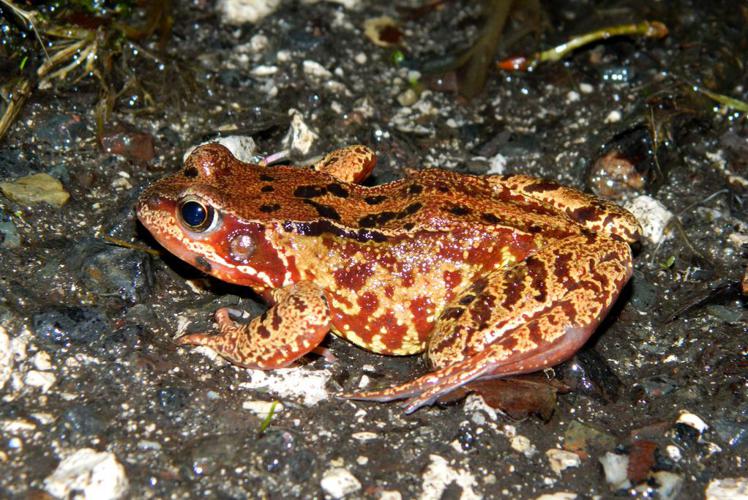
[341,356,492,414]
[312,145,376,183]
[177,281,331,369]
[344,319,605,414]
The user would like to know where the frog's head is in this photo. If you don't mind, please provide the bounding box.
[136,143,303,293]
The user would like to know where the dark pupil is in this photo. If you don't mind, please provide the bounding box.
[182,201,207,227]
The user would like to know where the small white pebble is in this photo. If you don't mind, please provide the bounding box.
[32,351,53,371]
[249,34,269,53]
[605,110,622,123]
[599,452,630,490]
[378,491,402,500]
[511,435,537,458]
[320,467,361,499]
[705,477,748,499]
[546,449,581,475]
[666,445,682,462]
[351,432,379,441]
[216,0,281,25]
[566,90,581,102]
[357,374,370,389]
[242,400,283,417]
[579,82,594,93]
[536,493,578,500]
[623,195,674,244]
[24,370,56,392]
[677,410,709,433]
[303,60,333,80]
[44,448,129,500]
[354,52,367,65]
[250,65,279,77]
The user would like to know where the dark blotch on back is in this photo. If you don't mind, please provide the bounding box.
[260,174,275,182]
[447,205,471,216]
[364,195,388,205]
[359,211,398,228]
[195,256,212,273]
[459,294,476,305]
[294,185,328,198]
[326,183,349,198]
[257,325,272,339]
[406,184,424,195]
[183,166,198,178]
[400,202,422,217]
[481,213,501,224]
[261,185,274,192]
[260,204,281,213]
[440,307,465,321]
[571,206,600,223]
[523,179,559,192]
[303,199,341,220]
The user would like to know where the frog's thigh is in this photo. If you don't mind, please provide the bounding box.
[345,233,632,412]
[312,145,376,183]
[429,232,632,371]
[486,174,640,243]
[177,281,330,369]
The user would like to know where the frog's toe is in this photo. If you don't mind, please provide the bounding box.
[342,360,491,412]
[341,380,427,403]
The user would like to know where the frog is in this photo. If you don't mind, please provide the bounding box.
[136,143,641,413]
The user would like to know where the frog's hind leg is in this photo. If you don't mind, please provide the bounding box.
[344,233,633,413]
[312,145,376,183]
[177,281,331,370]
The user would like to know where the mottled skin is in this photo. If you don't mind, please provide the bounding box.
[137,143,641,413]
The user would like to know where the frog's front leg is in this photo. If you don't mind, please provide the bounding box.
[344,232,633,413]
[177,281,330,369]
[312,145,376,183]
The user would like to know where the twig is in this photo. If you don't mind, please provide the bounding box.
[498,20,668,72]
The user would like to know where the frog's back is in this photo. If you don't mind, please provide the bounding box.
[163,144,590,238]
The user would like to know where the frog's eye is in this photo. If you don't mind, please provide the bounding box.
[178,198,218,232]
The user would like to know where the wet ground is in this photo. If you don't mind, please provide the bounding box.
[0,1,746,498]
